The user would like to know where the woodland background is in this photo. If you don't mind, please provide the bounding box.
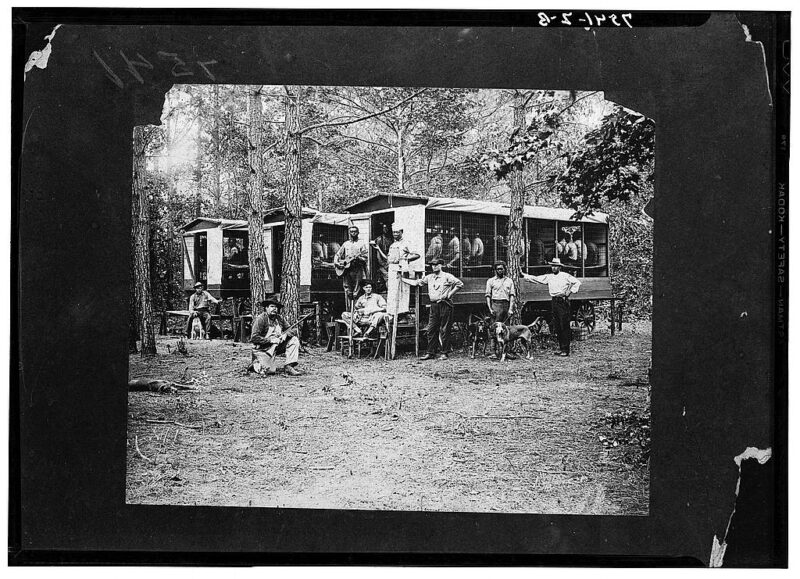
[131,86,654,355]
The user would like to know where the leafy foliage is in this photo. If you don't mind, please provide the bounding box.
[553,106,655,218]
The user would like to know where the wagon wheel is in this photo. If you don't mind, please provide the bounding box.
[575,301,596,332]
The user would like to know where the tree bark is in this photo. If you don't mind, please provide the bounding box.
[193,93,204,217]
[246,86,269,309]
[132,125,158,356]
[397,126,405,191]
[506,91,528,326]
[212,84,222,214]
[281,85,303,325]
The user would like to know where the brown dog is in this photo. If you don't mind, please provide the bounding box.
[492,321,541,361]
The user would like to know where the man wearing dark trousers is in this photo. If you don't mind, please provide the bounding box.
[186,281,220,339]
[522,257,582,356]
[403,258,463,360]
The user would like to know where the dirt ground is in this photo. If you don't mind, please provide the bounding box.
[126,322,651,515]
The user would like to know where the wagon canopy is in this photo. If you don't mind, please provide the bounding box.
[180,217,248,232]
[344,193,608,224]
[424,197,608,224]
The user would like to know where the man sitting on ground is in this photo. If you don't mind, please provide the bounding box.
[250,297,303,376]
[340,280,388,337]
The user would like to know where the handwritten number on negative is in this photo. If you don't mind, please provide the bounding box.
[157,51,194,77]
[120,50,154,84]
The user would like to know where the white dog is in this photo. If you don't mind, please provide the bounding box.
[189,312,205,340]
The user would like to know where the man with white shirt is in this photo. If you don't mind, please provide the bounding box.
[522,257,582,357]
[403,258,463,360]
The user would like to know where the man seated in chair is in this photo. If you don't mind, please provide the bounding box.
[250,297,303,376]
[186,281,220,340]
[340,280,388,338]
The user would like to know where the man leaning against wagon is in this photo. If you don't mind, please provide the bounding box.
[403,257,463,360]
[522,257,581,357]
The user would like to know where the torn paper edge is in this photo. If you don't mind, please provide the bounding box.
[709,446,772,567]
[24,24,62,81]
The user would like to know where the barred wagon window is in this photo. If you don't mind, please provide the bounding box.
[425,209,461,275]
[222,231,249,290]
[461,212,494,278]
[557,223,584,276]
[311,223,348,280]
[583,222,608,278]
[527,219,555,275]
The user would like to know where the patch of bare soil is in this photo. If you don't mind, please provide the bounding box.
[127,323,651,515]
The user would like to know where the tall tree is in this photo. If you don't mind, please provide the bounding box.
[505,90,531,325]
[246,86,269,309]
[281,85,304,324]
[132,125,158,356]
[211,84,222,214]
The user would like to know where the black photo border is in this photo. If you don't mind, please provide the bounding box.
[10,8,788,567]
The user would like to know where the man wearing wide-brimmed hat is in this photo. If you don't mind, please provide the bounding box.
[186,281,220,340]
[522,257,582,357]
[250,297,302,376]
[403,257,463,360]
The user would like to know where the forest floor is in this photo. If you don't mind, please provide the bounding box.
[126,321,651,515]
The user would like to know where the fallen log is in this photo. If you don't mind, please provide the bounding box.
[128,378,199,394]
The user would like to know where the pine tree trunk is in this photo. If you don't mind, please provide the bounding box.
[247,86,269,309]
[507,91,528,326]
[396,126,405,191]
[132,125,157,356]
[281,85,303,325]
[212,84,222,214]
[129,217,139,354]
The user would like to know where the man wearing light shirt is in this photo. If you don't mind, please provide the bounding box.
[522,257,582,357]
[403,258,463,360]
[340,280,388,337]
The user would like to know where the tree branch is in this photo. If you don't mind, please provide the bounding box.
[298,88,429,135]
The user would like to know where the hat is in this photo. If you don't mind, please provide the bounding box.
[361,279,375,287]
[549,257,565,267]
[428,258,445,266]
[494,261,507,269]
[260,297,284,309]
[193,282,204,288]
[391,223,403,232]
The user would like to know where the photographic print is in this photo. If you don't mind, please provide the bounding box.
[13,10,786,566]
[126,84,653,514]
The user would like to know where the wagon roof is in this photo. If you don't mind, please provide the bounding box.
[344,193,608,224]
[180,217,248,232]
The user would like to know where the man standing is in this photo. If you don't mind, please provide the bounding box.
[460,229,472,268]
[403,258,463,360]
[372,223,393,293]
[445,227,461,271]
[522,257,582,356]
[250,297,303,376]
[425,224,443,263]
[340,280,388,337]
[335,225,369,310]
[186,281,220,340]
[372,223,420,317]
[485,261,516,324]
[485,261,517,359]
[471,231,485,266]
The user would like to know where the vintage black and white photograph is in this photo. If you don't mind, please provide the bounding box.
[126,85,653,514]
